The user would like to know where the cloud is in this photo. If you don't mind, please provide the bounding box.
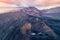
[0,2,18,13]
[0,2,17,7]
[33,0,60,6]
[17,0,60,6]
[0,0,60,13]
[0,0,60,6]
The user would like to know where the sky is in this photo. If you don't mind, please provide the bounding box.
[0,0,60,13]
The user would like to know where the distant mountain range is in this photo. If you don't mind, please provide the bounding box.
[41,7,60,20]
[41,7,60,14]
[41,7,60,39]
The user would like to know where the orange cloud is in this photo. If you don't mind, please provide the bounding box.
[34,0,60,6]
[0,0,12,4]
[0,0,21,5]
[44,0,60,5]
[0,2,18,13]
[0,0,60,6]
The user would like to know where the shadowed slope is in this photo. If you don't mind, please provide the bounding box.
[0,7,40,40]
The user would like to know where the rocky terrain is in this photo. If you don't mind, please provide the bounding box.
[0,7,60,40]
[0,7,41,40]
